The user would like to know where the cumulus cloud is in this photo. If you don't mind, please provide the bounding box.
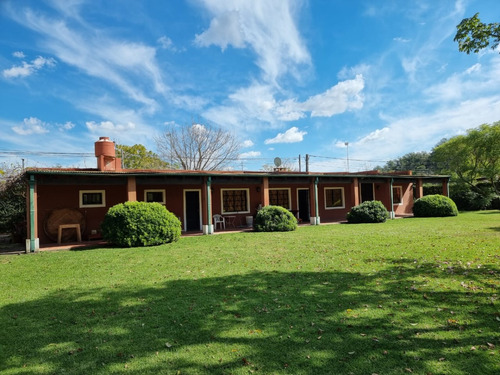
[2,56,56,78]
[58,121,75,131]
[86,120,136,133]
[239,150,261,158]
[12,51,25,58]
[241,139,254,147]
[204,75,365,130]
[195,10,246,51]
[12,117,50,135]
[264,127,306,144]
[193,0,310,82]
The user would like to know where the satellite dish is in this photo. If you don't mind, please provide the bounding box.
[274,157,282,167]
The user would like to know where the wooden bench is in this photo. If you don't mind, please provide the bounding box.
[57,224,82,244]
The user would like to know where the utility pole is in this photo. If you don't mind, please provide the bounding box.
[298,154,301,172]
[305,154,309,173]
[345,142,349,172]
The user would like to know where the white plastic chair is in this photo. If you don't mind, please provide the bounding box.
[213,214,225,230]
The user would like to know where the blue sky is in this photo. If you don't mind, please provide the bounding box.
[1,0,499,171]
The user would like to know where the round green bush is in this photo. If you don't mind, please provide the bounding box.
[253,205,298,232]
[101,201,181,247]
[346,200,389,223]
[413,194,458,217]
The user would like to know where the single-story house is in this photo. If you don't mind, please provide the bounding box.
[24,137,450,252]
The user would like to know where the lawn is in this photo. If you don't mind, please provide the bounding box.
[0,211,499,374]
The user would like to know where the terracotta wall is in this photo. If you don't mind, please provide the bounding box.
[36,183,127,244]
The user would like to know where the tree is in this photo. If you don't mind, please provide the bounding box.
[155,123,241,171]
[454,13,500,54]
[116,144,172,170]
[0,163,26,239]
[432,122,500,194]
[375,152,435,174]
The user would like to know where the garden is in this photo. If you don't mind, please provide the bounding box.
[0,210,499,374]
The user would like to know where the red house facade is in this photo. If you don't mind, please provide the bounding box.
[24,137,450,251]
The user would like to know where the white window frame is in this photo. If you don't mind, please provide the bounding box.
[144,189,166,204]
[268,188,292,210]
[79,190,106,208]
[221,188,250,214]
[393,186,403,205]
[324,187,345,210]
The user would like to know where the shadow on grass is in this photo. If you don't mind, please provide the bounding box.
[1,262,498,374]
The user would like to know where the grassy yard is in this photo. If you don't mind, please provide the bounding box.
[1,211,499,375]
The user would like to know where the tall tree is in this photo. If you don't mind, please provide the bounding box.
[432,122,500,194]
[155,123,241,171]
[375,152,435,174]
[454,13,500,54]
[115,144,172,170]
[0,163,26,237]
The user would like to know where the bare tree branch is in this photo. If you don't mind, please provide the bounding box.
[155,123,242,171]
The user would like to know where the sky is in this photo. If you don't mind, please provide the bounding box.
[1,0,499,172]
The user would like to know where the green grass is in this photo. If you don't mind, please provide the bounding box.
[1,211,499,374]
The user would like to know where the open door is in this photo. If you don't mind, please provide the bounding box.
[184,190,201,231]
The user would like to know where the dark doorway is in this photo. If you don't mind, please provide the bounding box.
[298,189,310,222]
[361,183,374,202]
[185,190,201,231]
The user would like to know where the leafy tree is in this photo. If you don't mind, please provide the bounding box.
[0,163,26,239]
[454,13,500,54]
[375,152,435,174]
[115,144,172,170]
[432,122,499,195]
[155,123,241,170]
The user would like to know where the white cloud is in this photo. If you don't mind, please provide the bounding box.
[204,76,365,131]
[2,56,56,78]
[301,74,365,117]
[193,0,310,82]
[86,120,136,133]
[195,10,246,51]
[158,35,173,49]
[58,121,75,131]
[12,117,50,135]
[11,8,166,109]
[265,126,306,144]
[239,150,261,158]
[349,96,500,167]
[12,51,25,58]
[393,37,410,43]
[241,139,254,147]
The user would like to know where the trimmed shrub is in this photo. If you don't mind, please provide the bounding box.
[450,189,493,211]
[346,200,389,223]
[253,205,298,232]
[101,201,181,247]
[413,194,458,217]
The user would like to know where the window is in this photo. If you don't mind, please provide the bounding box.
[144,189,166,204]
[324,187,344,209]
[79,190,105,208]
[221,189,250,213]
[393,186,403,205]
[269,188,291,209]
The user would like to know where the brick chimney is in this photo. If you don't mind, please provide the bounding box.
[95,137,122,171]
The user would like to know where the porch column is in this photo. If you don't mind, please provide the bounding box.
[416,178,423,198]
[352,177,360,206]
[389,178,395,219]
[203,177,213,234]
[442,178,450,197]
[261,177,269,207]
[127,176,137,201]
[311,177,320,225]
[26,174,39,252]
